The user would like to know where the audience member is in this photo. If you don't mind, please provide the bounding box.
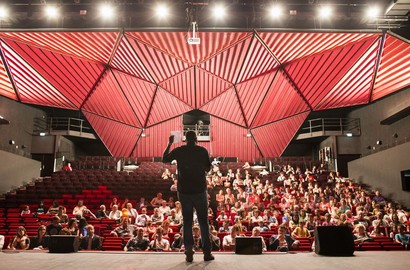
[46,216,63,235]
[124,227,150,251]
[29,225,48,250]
[47,200,60,215]
[150,193,163,208]
[269,225,300,252]
[80,225,101,250]
[95,205,109,219]
[8,226,30,250]
[135,207,151,227]
[109,205,122,221]
[20,205,30,216]
[252,227,267,252]
[149,227,170,251]
[394,225,409,249]
[111,217,136,238]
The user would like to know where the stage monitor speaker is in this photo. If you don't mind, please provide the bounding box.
[401,170,410,191]
[314,226,354,256]
[48,235,79,253]
[235,237,263,255]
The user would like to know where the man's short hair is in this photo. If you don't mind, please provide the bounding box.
[185,131,197,143]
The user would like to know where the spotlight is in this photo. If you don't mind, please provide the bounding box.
[319,5,332,19]
[269,5,283,18]
[45,5,59,18]
[246,133,252,138]
[155,4,169,18]
[346,133,353,137]
[366,6,380,19]
[99,4,115,19]
[9,140,15,145]
[0,6,8,18]
[39,132,46,136]
[141,133,146,138]
[212,4,226,19]
[376,140,382,145]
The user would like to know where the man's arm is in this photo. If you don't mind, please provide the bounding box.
[162,136,174,163]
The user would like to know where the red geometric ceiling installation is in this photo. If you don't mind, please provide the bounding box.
[1,41,75,109]
[200,87,246,127]
[372,34,410,101]
[4,39,105,108]
[316,38,381,110]
[0,47,17,100]
[112,70,157,127]
[146,87,192,127]
[252,112,310,157]
[252,70,310,128]
[82,69,141,127]
[284,36,379,109]
[83,111,141,157]
[0,32,119,63]
[0,30,409,159]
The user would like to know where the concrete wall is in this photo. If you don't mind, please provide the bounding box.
[348,141,410,207]
[0,150,41,194]
[0,96,46,157]
[347,87,410,156]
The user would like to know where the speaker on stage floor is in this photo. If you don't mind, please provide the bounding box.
[314,226,354,256]
[235,237,263,255]
[48,235,79,253]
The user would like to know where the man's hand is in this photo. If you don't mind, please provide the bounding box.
[168,135,174,145]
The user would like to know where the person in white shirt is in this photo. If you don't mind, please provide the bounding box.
[149,227,170,251]
[73,200,87,217]
[158,200,171,216]
[135,207,150,227]
[252,227,267,252]
[109,205,122,221]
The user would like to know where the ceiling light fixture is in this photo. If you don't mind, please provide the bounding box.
[100,4,115,19]
[0,6,8,18]
[155,4,169,18]
[319,5,332,19]
[366,6,380,19]
[45,6,59,18]
[212,4,226,19]
[269,5,283,18]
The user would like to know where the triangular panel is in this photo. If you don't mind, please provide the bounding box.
[147,87,192,126]
[4,39,105,108]
[199,37,252,84]
[1,41,75,109]
[285,37,378,108]
[200,87,246,127]
[84,111,141,157]
[126,32,251,65]
[316,38,381,110]
[237,70,278,126]
[210,117,260,161]
[373,34,410,101]
[113,70,156,128]
[110,36,154,83]
[0,32,119,63]
[83,69,141,127]
[160,67,195,108]
[252,70,310,128]
[196,68,233,108]
[0,49,17,100]
[252,112,310,157]
[127,37,189,84]
[236,35,279,83]
[258,32,380,64]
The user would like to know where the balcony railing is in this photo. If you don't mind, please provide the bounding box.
[296,118,360,140]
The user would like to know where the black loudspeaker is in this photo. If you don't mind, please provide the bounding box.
[401,170,410,191]
[48,235,79,253]
[223,157,238,162]
[314,226,354,256]
[235,237,263,255]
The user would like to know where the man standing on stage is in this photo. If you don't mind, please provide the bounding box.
[163,131,214,263]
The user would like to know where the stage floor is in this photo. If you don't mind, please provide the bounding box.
[0,251,408,270]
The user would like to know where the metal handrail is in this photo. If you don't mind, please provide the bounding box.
[33,117,92,134]
[301,118,361,135]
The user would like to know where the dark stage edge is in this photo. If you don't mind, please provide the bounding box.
[0,250,408,270]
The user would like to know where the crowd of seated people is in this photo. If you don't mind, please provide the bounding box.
[2,161,410,253]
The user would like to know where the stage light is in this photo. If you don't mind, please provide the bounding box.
[99,4,115,19]
[269,5,283,18]
[366,6,380,19]
[45,5,59,18]
[319,5,332,19]
[155,4,169,18]
[39,132,46,136]
[246,133,252,138]
[0,6,8,18]
[346,133,353,137]
[212,4,226,19]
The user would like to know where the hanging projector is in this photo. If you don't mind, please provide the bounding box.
[187,21,200,45]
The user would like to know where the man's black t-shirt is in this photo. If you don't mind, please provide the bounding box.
[163,144,211,195]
